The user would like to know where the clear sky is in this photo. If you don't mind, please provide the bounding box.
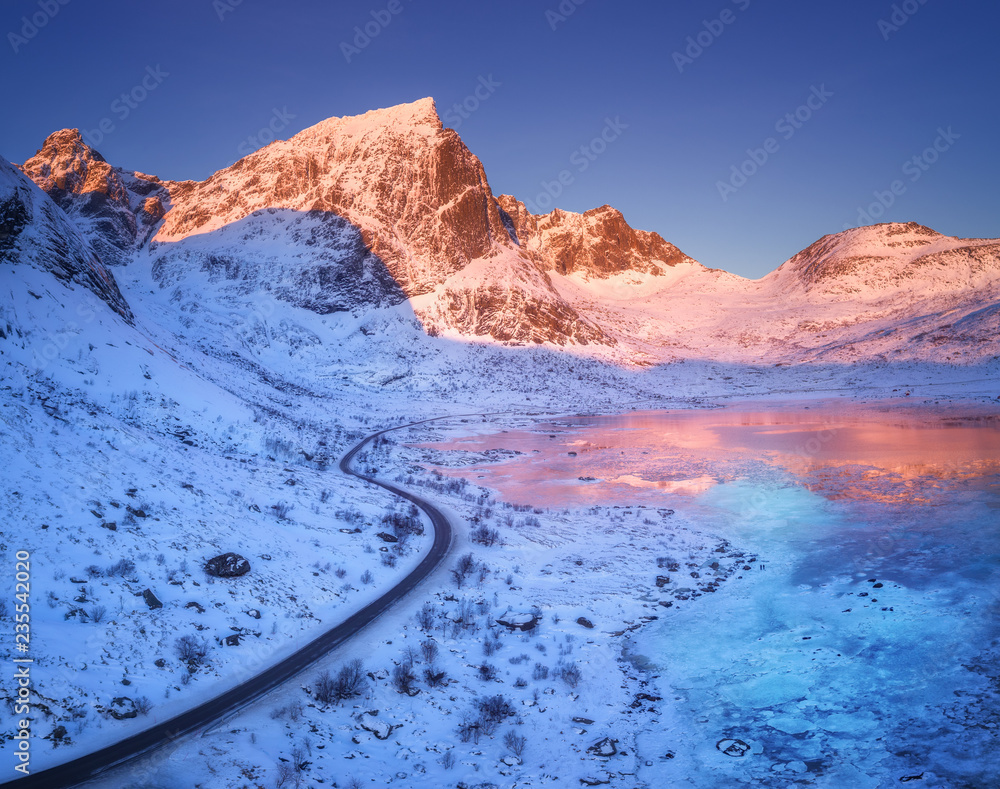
[3,0,998,278]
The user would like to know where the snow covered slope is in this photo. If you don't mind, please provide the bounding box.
[0,158,133,323]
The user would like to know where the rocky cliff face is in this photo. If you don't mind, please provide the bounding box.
[0,158,133,322]
[497,197,694,277]
[157,98,514,295]
[21,129,167,266]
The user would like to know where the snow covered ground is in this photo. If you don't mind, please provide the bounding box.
[2,223,999,787]
[17,400,989,789]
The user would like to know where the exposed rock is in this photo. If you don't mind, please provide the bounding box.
[358,711,396,740]
[377,531,398,543]
[576,617,595,629]
[141,588,162,610]
[580,771,613,786]
[108,697,137,720]
[496,613,540,632]
[656,575,670,588]
[630,693,662,709]
[21,129,166,265]
[204,552,251,578]
[587,737,619,758]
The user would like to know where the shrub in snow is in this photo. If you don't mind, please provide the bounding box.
[559,661,583,689]
[471,524,500,546]
[391,662,418,695]
[175,634,209,666]
[504,729,527,759]
[478,663,498,682]
[424,668,447,687]
[105,558,135,577]
[314,658,368,705]
[420,639,438,664]
[270,501,294,520]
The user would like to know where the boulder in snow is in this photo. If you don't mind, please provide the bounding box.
[204,552,251,578]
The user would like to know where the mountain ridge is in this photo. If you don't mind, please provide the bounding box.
[8,97,1000,362]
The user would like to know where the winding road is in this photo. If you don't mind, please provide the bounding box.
[2,416,466,788]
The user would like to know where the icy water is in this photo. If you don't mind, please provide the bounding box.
[424,402,1000,788]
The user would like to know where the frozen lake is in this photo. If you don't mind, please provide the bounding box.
[423,402,1000,787]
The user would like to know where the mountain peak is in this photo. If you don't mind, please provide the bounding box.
[298,97,443,146]
[23,128,119,197]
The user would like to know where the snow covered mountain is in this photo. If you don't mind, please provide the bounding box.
[0,157,133,323]
[9,97,1000,362]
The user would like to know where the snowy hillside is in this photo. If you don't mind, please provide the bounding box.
[1,95,999,787]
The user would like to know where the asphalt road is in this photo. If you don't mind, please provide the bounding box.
[1,417,464,788]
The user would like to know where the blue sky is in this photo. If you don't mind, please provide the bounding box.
[3,0,998,278]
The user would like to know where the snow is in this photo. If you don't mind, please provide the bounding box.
[2,98,999,788]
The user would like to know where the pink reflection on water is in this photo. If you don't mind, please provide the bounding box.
[413,402,1000,508]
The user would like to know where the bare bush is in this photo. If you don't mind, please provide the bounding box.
[274,760,294,789]
[451,553,477,588]
[270,700,304,721]
[416,603,435,631]
[560,661,583,689]
[315,659,368,704]
[478,663,498,682]
[88,605,107,623]
[105,558,135,577]
[471,524,500,547]
[271,501,294,520]
[360,569,374,585]
[134,696,153,715]
[532,662,549,681]
[420,639,438,664]
[175,635,209,665]
[424,668,447,687]
[392,662,418,695]
[504,729,527,759]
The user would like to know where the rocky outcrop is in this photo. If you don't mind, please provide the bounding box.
[204,553,251,578]
[142,589,162,610]
[21,130,167,265]
[497,196,693,277]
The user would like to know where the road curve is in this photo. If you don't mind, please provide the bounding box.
[1,416,471,789]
